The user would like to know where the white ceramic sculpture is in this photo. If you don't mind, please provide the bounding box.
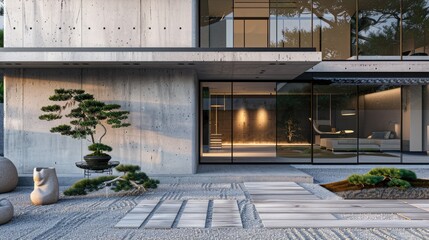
[0,157,19,193]
[30,167,59,205]
[0,199,14,225]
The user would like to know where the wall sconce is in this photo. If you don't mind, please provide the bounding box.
[341,110,356,116]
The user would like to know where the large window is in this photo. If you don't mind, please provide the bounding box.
[200,0,429,60]
[402,0,429,59]
[200,81,428,164]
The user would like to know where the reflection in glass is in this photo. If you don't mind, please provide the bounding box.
[402,86,427,163]
[270,0,313,48]
[200,0,234,48]
[276,83,312,163]
[313,0,357,59]
[232,82,276,162]
[313,84,358,163]
[200,82,232,163]
[358,86,401,163]
[402,0,429,59]
[358,0,401,59]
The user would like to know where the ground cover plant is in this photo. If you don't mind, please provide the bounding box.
[322,167,429,192]
[64,164,159,196]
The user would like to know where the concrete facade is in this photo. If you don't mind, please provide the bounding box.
[3,0,429,177]
[5,68,198,175]
[4,0,195,48]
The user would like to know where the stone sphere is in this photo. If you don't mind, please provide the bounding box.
[0,157,19,193]
[0,199,14,225]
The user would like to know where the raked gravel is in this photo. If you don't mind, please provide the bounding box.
[1,183,429,240]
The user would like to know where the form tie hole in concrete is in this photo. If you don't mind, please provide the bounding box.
[13,27,16,30]
[164,27,166,30]
[133,27,136,30]
[149,27,151,30]
[59,27,61,30]
[103,27,106,30]
[29,27,32,30]
[118,27,121,30]
[88,27,91,30]
[179,27,182,30]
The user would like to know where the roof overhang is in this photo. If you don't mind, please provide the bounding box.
[0,48,321,80]
[309,61,429,73]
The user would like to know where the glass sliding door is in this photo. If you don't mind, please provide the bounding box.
[402,85,427,163]
[232,82,277,162]
[276,82,312,163]
[200,82,233,163]
[313,84,358,163]
[358,85,401,163]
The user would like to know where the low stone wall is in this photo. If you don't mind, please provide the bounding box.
[337,188,429,199]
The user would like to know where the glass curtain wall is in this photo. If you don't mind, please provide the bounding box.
[270,0,313,48]
[200,82,233,163]
[232,82,277,162]
[200,82,429,164]
[312,84,358,163]
[402,86,427,163]
[402,0,429,59]
[200,0,234,48]
[276,82,312,163]
[357,0,401,59]
[200,0,429,60]
[358,86,401,163]
[312,0,357,60]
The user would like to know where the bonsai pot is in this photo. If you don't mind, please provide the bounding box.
[83,154,112,167]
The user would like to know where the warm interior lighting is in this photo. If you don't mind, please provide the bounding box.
[237,108,247,128]
[256,107,268,129]
[341,110,356,116]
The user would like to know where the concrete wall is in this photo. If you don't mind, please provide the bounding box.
[4,0,195,47]
[4,68,198,175]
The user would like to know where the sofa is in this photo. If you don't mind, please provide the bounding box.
[319,131,400,152]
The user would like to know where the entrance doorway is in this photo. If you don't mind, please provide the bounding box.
[200,82,276,163]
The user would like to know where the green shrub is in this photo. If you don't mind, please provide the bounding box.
[347,174,384,187]
[368,168,402,179]
[387,178,412,189]
[398,169,417,181]
[368,167,417,181]
[64,165,159,196]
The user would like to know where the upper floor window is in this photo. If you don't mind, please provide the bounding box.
[200,0,429,61]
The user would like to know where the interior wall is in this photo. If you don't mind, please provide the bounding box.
[4,68,198,175]
[361,88,401,138]
[4,0,195,47]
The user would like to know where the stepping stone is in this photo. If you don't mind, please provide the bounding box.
[251,195,320,200]
[115,200,159,228]
[258,213,337,220]
[176,200,208,228]
[212,200,242,228]
[144,200,183,229]
[262,220,429,228]
[254,207,427,214]
[245,182,300,187]
[247,190,312,195]
[253,202,416,209]
[398,212,429,220]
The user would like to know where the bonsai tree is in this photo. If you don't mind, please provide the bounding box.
[39,89,131,165]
